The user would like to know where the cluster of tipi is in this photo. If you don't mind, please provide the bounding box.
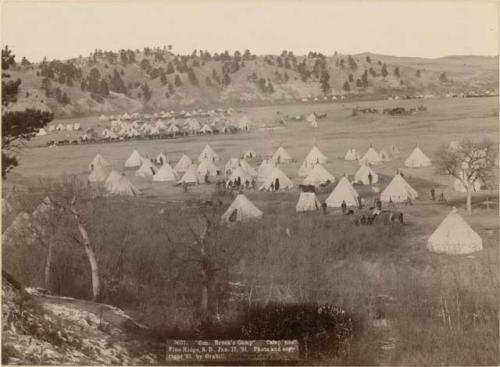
[344,144,432,168]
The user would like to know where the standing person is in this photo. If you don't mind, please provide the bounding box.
[204,173,209,184]
[270,182,275,192]
[321,202,327,216]
[275,178,280,191]
[251,178,256,189]
[439,192,445,202]
[368,172,373,185]
[376,198,382,211]
[357,195,363,209]
[430,187,435,201]
[341,200,347,215]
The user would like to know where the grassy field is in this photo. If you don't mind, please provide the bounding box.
[3,95,499,365]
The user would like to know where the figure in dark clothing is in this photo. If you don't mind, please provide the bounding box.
[270,182,275,192]
[321,202,327,216]
[358,195,363,209]
[245,180,250,189]
[275,178,280,191]
[439,192,445,202]
[341,200,347,215]
[368,172,373,185]
[431,188,435,201]
[251,178,256,189]
[204,174,209,184]
[376,199,382,211]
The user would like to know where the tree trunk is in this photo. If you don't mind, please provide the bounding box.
[73,211,100,300]
[44,242,53,289]
[466,185,472,216]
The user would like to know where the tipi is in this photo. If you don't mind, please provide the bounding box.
[304,146,327,165]
[177,165,203,185]
[344,148,360,161]
[354,164,379,185]
[303,164,335,187]
[89,154,110,171]
[360,147,382,165]
[135,160,158,177]
[259,166,293,191]
[221,194,263,223]
[198,144,219,162]
[153,162,177,182]
[88,163,111,182]
[239,160,257,176]
[105,171,141,196]
[405,146,432,168]
[156,152,168,165]
[296,192,322,212]
[174,154,193,173]
[272,146,293,164]
[124,150,144,168]
[298,160,315,177]
[228,166,252,184]
[325,176,359,207]
[380,173,418,202]
[427,207,482,254]
[197,159,219,177]
[257,159,275,182]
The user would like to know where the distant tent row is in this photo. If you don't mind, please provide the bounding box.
[345,145,431,168]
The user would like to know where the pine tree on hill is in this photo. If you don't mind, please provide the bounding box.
[381,64,388,77]
[394,67,400,78]
[174,74,183,86]
[343,81,350,92]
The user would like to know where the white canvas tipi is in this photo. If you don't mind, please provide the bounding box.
[89,153,110,171]
[242,149,257,159]
[124,150,144,168]
[325,176,359,207]
[354,164,379,185]
[153,162,177,182]
[305,146,327,165]
[259,166,293,191]
[296,192,322,212]
[344,148,360,161]
[198,144,219,162]
[174,154,193,174]
[272,146,293,164]
[239,160,257,177]
[221,194,263,223]
[88,163,111,182]
[257,159,275,182]
[177,165,203,185]
[360,147,382,165]
[427,207,482,254]
[380,173,418,202]
[135,160,157,177]
[303,164,335,187]
[197,159,219,177]
[105,171,141,196]
[405,146,432,168]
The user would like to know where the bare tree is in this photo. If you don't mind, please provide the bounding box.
[43,176,101,300]
[435,139,497,216]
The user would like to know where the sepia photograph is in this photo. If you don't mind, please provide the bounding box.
[1,0,499,365]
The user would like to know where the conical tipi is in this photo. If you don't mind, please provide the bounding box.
[153,162,177,182]
[344,148,360,161]
[177,165,203,185]
[197,159,219,177]
[136,160,158,177]
[305,146,327,165]
[124,150,144,168]
[360,147,382,165]
[405,146,432,167]
[221,194,263,223]
[88,163,111,182]
[427,207,482,254]
[259,166,293,191]
[105,172,141,196]
[198,144,219,162]
[325,176,359,207]
[354,164,378,185]
[303,164,335,187]
[296,192,322,212]
[272,146,293,164]
[257,159,275,182]
[380,173,418,202]
[89,153,110,171]
[174,154,193,174]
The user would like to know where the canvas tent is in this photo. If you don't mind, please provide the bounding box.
[296,192,322,212]
[153,162,177,182]
[344,148,360,161]
[228,167,252,185]
[105,171,141,196]
[325,176,359,207]
[360,147,382,165]
[239,160,257,177]
[298,160,315,177]
[197,159,219,177]
[156,152,168,166]
[304,146,327,165]
[198,144,219,162]
[272,146,293,164]
[221,194,263,223]
[354,164,379,185]
[242,149,257,159]
[257,159,275,182]
[259,166,293,191]
[124,150,144,168]
[177,165,203,185]
[303,164,335,187]
[427,207,482,254]
[88,163,111,182]
[135,160,157,177]
[405,146,432,168]
[174,154,193,173]
[380,173,418,202]
[89,153,110,172]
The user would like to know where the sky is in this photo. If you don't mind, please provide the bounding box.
[1,0,498,62]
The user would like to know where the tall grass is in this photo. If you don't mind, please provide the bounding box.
[3,187,499,365]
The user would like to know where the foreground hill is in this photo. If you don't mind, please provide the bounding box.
[6,47,498,117]
[2,272,158,365]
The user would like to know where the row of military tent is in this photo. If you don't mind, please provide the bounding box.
[344,145,432,168]
[98,107,236,122]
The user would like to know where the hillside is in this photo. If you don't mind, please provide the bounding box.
[5,47,498,117]
[2,272,158,365]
